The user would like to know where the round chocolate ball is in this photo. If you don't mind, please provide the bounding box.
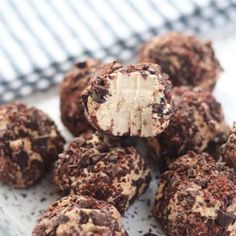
[153,152,236,236]
[148,86,228,166]
[139,32,222,90]
[53,130,151,214]
[221,123,236,170]
[32,194,128,236]
[60,59,102,136]
[82,61,172,137]
[0,103,65,188]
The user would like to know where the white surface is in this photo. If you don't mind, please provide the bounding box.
[0,26,236,236]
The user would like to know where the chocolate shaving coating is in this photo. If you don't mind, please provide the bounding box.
[53,130,151,214]
[60,59,102,136]
[139,31,222,90]
[153,152,236,236]
[148,86,228,168]
[91,85,108,104]
[0,103,65,188]
[75,61,87,68]
[216,211,236,228]
[32,194,128,236]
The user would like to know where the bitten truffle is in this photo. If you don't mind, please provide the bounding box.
[0,103,65,188]
[82,61,172,137]
[32,194,128,236]
[148,86,228,166]
[60,59,102,136]
[139,31,222,90]
[153,152,236,236]
[221,123,236,170]
[53,130,151,214]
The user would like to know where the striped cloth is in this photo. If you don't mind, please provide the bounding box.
[0,0,236,103]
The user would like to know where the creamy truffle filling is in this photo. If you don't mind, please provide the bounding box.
[192,110,217,150]
[88,71,170,137]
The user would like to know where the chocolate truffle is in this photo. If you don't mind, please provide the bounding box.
[221,123,236,170]
[32,194,128,236]
[60,59,102,136]
[53,130,151,214]
[139,31,222,90]
[153,152,236,236]
[0,103,65,188]
[148,86,228,166]
[82,61,172,137]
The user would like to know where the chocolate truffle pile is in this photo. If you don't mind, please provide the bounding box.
[153,152,236,236]
[139,31,222,90]
[0,103,65,188]
[32,195,128,236]
[82,61,172,137]
[1,31,229,236]
[148,86,229,167]
[53,130,151,214]
[46,32,230,235]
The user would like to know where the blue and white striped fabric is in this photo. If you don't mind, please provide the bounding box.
[0,0,236,103]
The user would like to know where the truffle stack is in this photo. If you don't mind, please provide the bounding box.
[55,60,174,214]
